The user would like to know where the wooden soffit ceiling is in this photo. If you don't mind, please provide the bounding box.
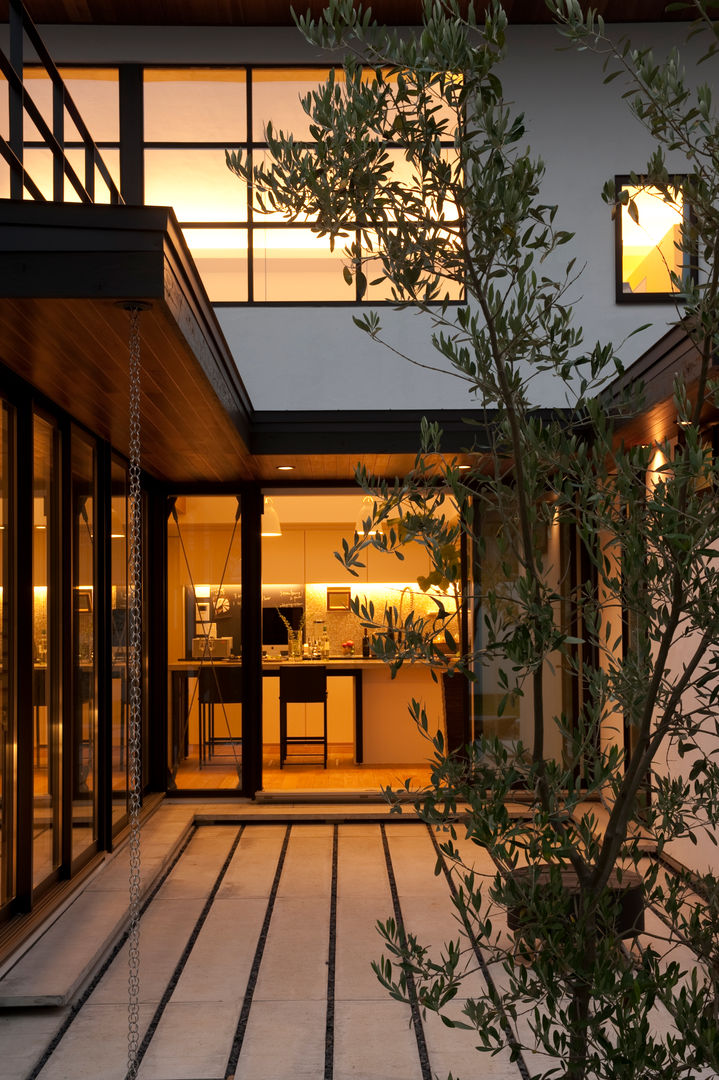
[0,201,255,483]
[8,0,692,24]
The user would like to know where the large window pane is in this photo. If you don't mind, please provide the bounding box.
[33,415,60,890]
[145,148,247,222]
[0,400,13,908]
[253,228,350,301]
[144,68,247,143]
[21,147,120,204]
[252,68,334,142]
[167,495,243,791]
[183,228,248,302]
[22,67,119,143]
[71,429,96,865]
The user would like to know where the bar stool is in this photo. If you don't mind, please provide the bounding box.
[198,665,243,766]
[279,665,328,768]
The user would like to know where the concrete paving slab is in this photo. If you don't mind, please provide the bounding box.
[217,826,286,899]
[276,829,333,898]
[0,1006,71,1080]
[333,999,419,1080]
[337,826,393,899]
[233,998,326,1080]
[386,829,450,903]
[137,1000,240,1080]
[170,897,267,1003]
[424,1004,523,1079]
[253,897,330,1001]
[89,897,206,1005]
[153,826,238,901]
[335,896,393,1001]
[36,1003,156,1080]
[0,890,131,1006]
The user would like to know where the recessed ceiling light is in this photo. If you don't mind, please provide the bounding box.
[458,464,471,470]
[277,465,294,471]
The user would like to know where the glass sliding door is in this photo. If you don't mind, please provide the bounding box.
[33,414,60,890]
[71,429,97,864]
[166,495,243,791]
[110,458,128,828]
[472,508,565,764]
[0,400,14,908]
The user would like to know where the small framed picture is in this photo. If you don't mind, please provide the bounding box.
[327,587,351,611]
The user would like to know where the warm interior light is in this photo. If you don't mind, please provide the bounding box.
[261,496,282,537]
[354,495,379,537]
[622,185,684,294]
[457,464,471,471]
[277,465,294,471]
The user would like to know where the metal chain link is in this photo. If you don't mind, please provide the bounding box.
[127,305,143,1079]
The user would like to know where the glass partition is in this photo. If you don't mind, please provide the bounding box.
[473,509,565,764]
[110,458,128,829]
[71,429,97,864]
[33,414,60,889]
[0,400,13,908]
[167,495,243,790]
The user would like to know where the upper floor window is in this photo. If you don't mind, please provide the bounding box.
[615,176,695,302]
[142,66,460,305]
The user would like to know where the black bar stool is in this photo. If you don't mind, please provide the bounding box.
[279,665,328,768]
[198,665,243,766]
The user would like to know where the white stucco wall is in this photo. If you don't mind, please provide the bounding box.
[21,20,714,412]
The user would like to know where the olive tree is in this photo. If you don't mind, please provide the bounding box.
[227,2,719,1076]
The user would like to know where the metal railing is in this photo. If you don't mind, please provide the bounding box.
[0,0,123,205]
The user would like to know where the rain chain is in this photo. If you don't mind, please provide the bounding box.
[126,304,145,1079]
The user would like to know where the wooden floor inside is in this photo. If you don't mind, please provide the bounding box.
[172,743,434,793]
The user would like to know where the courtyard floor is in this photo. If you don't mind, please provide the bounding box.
[0,799,712,1080]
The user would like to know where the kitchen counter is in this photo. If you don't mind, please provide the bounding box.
[169,657,444,768]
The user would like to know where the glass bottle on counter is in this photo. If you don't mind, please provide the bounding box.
[321,624,330,660]
[362,628,370,658]
[312,620,323,659]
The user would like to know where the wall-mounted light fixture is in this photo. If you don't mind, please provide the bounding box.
[354,495,379,537]
[261,496,282,537]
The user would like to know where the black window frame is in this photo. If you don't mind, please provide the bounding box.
[614,173,697,305]
[141,63,464,308]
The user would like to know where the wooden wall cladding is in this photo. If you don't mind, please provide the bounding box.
[7,0,689,24]
[0,294,254,482]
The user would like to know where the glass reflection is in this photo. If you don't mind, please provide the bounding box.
[33,415,60,889]
[111,459,128,829]
[71,430,96,864]
[0,401,13,908]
